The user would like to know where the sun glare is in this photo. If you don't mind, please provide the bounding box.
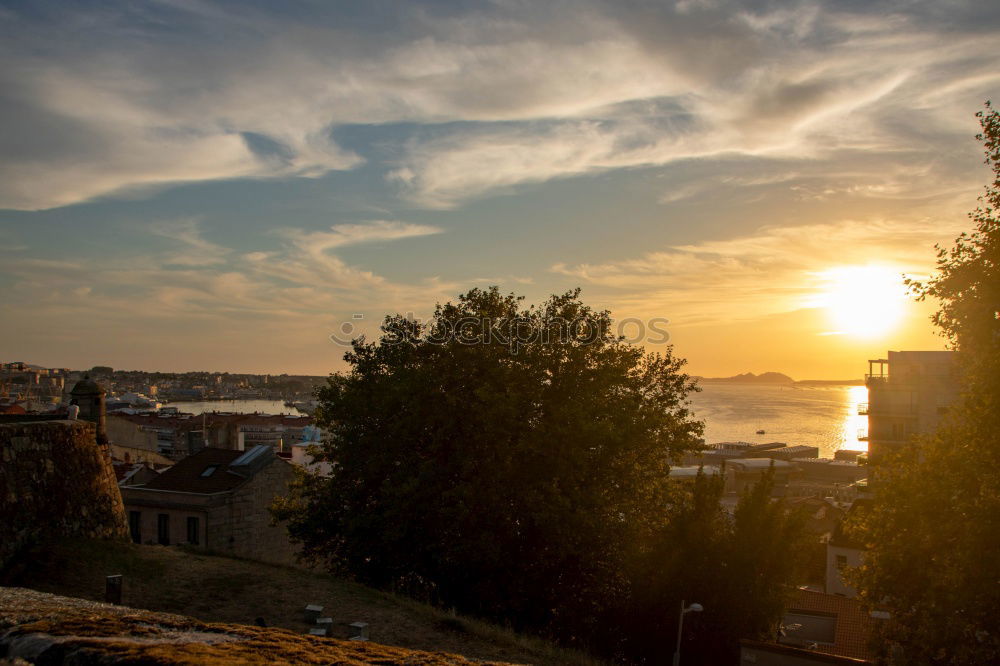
[813,265,908,338]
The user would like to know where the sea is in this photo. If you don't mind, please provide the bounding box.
[166,386,868,460]
[161,399,302,416]
[688,383,869,458]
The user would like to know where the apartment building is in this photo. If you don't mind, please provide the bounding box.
[862,350,960,461]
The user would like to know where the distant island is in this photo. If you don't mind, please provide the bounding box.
[695,372,864,386]
[696,372,795,384]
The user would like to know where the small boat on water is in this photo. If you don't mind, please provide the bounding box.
[755,429,766,435]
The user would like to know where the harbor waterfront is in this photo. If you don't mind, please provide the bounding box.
[165,387,868,459]
[159,399,305,416]
[689,383,868,458]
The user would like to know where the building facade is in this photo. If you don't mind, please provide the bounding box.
[825,499,871,598]
[111,413,314,459]
[121,446,298,565]
[863,351,959,461]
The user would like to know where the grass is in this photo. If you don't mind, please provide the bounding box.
[8,538,604,666]
[2,587,508,665]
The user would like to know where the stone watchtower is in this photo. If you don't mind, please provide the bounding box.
[70,375,108,446]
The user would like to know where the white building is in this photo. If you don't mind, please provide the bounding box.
[289,424,332,476]
[826,499,871,597]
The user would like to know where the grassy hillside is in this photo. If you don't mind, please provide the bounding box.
[2,587,516,665]
[8,538,602,666]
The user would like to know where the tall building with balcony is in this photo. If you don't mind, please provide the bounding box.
[862,351,960,461]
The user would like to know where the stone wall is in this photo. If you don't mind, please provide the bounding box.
[106,415,160,454]
[208,458,299,565]
[121,457,298,566]
[0,420,128,570]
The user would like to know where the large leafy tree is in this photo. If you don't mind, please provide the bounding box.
[276,287,704,649]
[851,104,1000,664]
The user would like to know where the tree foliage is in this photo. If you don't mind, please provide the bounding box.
[851,103,1000,664]
[907,101,1000,367]
[275,287,806,662]
[625,468,807,664]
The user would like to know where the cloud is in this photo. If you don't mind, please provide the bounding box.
[1,1,997,210]
[0,220,454,332]
[150,218,231,266]
[552,217,963,325]
[285,220,443,250]
[238,221,444,293]
[386,3,998,206]
[386,66,907,207]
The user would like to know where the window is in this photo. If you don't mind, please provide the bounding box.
[782,610,837,645]
[187,516,200,545]
[157,513,170,545]
[200,465,218,477]
[836,554,848,569]
[128,511,141,544]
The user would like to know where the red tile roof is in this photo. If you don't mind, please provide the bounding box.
[786,589,875,661]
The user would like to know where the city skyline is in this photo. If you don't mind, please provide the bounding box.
[2,1,998,377]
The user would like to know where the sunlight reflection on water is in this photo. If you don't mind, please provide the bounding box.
[688,384,869,458]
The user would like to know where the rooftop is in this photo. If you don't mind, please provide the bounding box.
[729,457,796,470]
[669,465,721,478]
[139,446,277,494]
[782,588,876,661]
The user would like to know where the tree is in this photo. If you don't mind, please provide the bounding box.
[850,103,1000,664]
[275,287,704,650]
[624,467,807,665]
[907,102,1000,369]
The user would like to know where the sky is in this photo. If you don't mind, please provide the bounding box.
[1,0,998,378]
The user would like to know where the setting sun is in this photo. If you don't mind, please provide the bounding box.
[813,265,909,337]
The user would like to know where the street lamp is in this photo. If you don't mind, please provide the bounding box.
[672,600,703,666]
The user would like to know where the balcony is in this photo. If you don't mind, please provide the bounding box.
[860,402,919,417]
[865,374,889,387]
[857,429,869,441]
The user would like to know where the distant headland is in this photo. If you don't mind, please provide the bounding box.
[694,372,864,386]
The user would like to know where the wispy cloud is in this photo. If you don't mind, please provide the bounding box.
[552,217,961,325]
[239,221,444,293]
[0,1,996,210]
[150,218,231,267]
[0,220,453,330]
[284,220,443,250]
[387,13,994,207]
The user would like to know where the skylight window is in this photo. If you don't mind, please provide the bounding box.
[200,465,218,477]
